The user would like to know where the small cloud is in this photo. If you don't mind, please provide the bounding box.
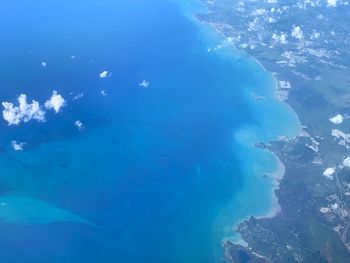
[41,62,47,67]
[327,0,337,7]
[310,31,321,40]
[343,157,350,167]
[45,91,66,113]
[139,80,150,88]
[329,114,343,124]
[272,32,288,44]
[250,92,265,100]
[101,90,108,97]
[70,55,75,59]
[74,120,84,131]
[72,92,84,101]
[323,167,335,179]
[99,71,112,79]
[291,25,303,40]
[11,141,26,151]
[268,17,277,23]
[331,129,350,140]
[320,207,331,214]
[2,94,46,125]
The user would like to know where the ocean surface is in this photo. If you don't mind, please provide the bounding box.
[0,0,300,262]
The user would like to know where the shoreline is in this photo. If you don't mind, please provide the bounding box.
[224,150,289,248]
[181,0,303,248]
[223,49,302,245]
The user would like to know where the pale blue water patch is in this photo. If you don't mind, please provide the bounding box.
[0,195,93,226]
[0,0,300,262]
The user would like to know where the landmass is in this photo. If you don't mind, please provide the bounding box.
[196,0,350,262]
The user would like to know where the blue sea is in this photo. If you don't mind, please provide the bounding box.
[0,0,300,262]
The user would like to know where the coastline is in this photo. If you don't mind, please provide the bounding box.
[176,0,303,249]
[221,148,294,247]
[249,54,302,136]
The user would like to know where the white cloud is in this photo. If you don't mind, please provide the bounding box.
[323,167,335,179]
[41,62,47,67]
[311,31,321,40]
[251,8,267,16]
[343,157,350,167]
[320,207,331,213]
[101,90,108,97]
[2,91,67,125]
[11,141,26,151]
[74,120,84,131]
[327,0,337,6]
[139,80,150,88]
[329,114,343,124]
[72,92,84,101]
[331,129,350,142]
[2,94,46,125]
[272,32,288,44]
[45,91,66,113]
[292,25,303,40]
[99,71,112,79]
[268,17,277,23]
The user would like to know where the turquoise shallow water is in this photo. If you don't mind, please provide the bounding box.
[0,0,299,262]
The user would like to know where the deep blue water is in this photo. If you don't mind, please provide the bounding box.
[0,0,299,262]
